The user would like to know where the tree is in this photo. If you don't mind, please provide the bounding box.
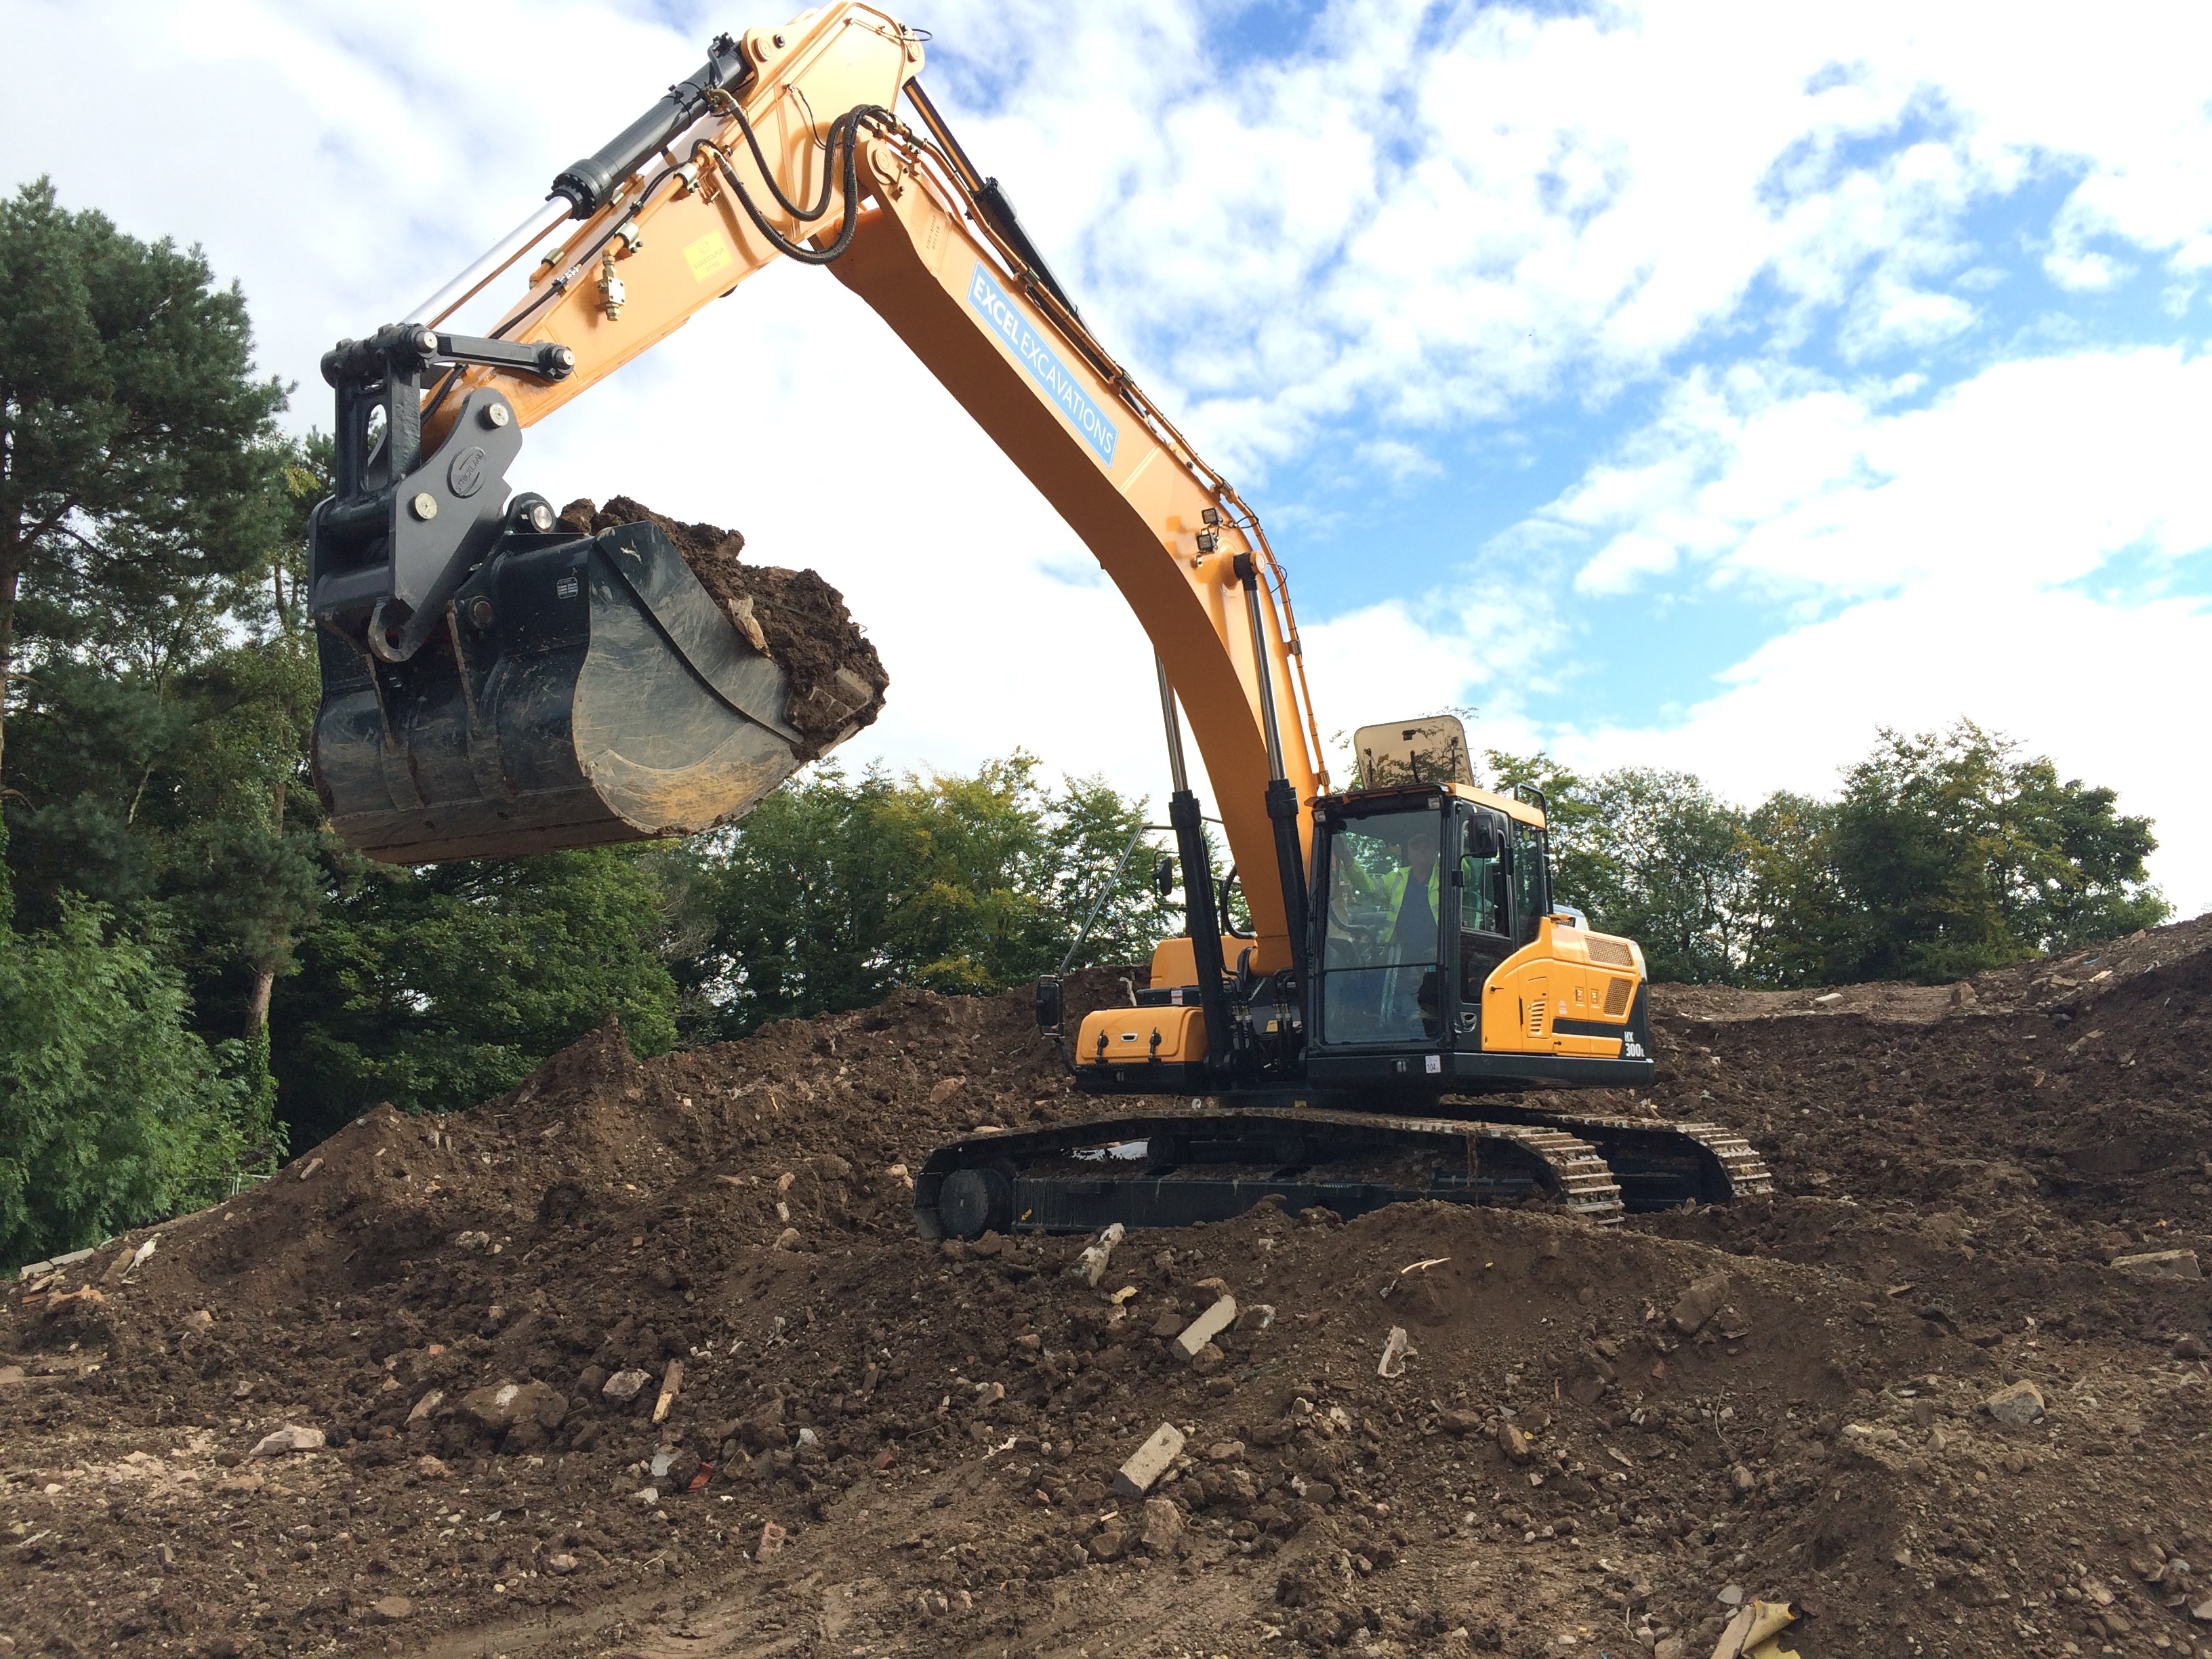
[0,178,287,924]
[1746,722,2169,985]
[657,755,1180,1040]
[0,901,249,1267]
[1481,750,1614,916]
[270,849,682,1144]
[1575,768,1755,983]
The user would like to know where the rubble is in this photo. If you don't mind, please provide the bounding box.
[247,1425,324,1458]
[1113,1423,1187,1497]
[558,497,888,752]
[1171,1294,1237,1360]
[3,918,2211,1656]
[2111,1248,2202,1282]
[1983,1379,2045,1428]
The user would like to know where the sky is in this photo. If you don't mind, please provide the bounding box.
[5,0,2210,916]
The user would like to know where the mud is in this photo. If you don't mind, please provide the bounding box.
[559,497,889,752]
[3,925,2209,1659]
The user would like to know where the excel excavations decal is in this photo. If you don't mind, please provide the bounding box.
[966,263,1119,468]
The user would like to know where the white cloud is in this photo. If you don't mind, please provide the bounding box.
[913,0,2212,472]
[1331,345,2212,914]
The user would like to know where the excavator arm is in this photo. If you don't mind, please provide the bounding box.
[313,2,1326,984]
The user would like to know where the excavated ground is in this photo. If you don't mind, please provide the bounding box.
[558,497,889,752]
[3,925,2210,1659]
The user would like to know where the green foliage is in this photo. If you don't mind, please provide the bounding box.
[1573,768,1757,984]
[270,850,682,1143]
[1748,722,2169,985]
[1481,750,1607,917]
[0,178,285,657]
[0,903,255,1269]
[1493,724,2169,987]
[654,754,1179,1040]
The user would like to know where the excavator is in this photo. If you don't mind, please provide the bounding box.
[307,4,1770,1235]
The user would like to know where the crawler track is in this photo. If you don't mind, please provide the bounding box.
[914,1107,1626,1239]
[1462,1101,1775,1210]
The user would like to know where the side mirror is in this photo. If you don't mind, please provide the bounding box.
[1465,819,1500,859]
[1153,855,1177,897]
[1033,976,1063,1035]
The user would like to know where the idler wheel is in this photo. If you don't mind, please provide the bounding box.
[937,1166,1012,1240]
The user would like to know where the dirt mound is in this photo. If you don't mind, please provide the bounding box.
[3,928,2209,1658]
[558,495,889,750]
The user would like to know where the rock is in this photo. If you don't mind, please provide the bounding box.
[459,1379,567,1435]
[1140,1498,1183,1551]
[1189,1342,1225,1376]
[415,1455,450,1479]
[182,1309,213,1333]
[2192,1594,2212,1622]
[1811,991,1843,1006]
[1730,1463,1755,1494]
[2112,1249,2201,1282]
[365,1595,412,1624]
[632,1486,659,1506]
[1172,1296,1238,1361]
[602,1368,651,1402]
[1089,1526,1125,1561]
[546,1552,579,1575]
[1498,1422,1532,1462]
[1948,982,1976,1008]
[1984,1379,2045,1427]
[758,1519,787,1559]
[249,1424,325,1458]
[1113,1422,1187,1498]
[1670,1272,1730,1334]
[1301,1480,1336,1507]
[2174,1334,2209,1361]
[773,1227,802,1252]
[1206,1440,1245,1462]
[1074,1222,1126,1288]
[405,1388,445,1425]
[653,1359,684,1424]
[928,1077,965,1104]
[1437,1408,1483,1436]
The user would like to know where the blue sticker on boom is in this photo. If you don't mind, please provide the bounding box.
[967,263,1119,468]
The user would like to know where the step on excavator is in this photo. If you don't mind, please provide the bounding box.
[309,3,1771,1233]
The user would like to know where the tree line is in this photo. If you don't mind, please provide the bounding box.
[0,180,2173,1266]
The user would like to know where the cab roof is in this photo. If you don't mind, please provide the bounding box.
[1323,780,1547,829]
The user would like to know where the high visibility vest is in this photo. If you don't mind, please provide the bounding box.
[1378,866,1441,937]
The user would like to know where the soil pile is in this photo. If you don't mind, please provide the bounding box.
[3,928,2209,1659]
[558,495,889,749]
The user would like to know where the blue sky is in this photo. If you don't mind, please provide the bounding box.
[7,0,2211,914]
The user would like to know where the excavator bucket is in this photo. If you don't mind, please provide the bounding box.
[312,518,824,863]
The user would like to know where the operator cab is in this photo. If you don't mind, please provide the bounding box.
[1302,715,1654,1094]
[1311,785,1549,1051]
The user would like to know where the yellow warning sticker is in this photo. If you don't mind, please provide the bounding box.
[684,230,733,283]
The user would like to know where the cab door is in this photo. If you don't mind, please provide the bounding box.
[1452,804,1514,1050]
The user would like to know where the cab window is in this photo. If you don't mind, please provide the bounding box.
[1318,811,1443,1044]
[1458,811,1507,937]
[1508,820,1547,944]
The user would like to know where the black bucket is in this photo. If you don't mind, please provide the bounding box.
[312,519,811,863]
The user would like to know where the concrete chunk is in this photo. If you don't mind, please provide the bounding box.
[1172,1296,1237,1361]
[1113,1422,1187,1498]
[1670,1271,1730,1334]
[2112,1249,2200,1282]
[1984,1379,2045,1427]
